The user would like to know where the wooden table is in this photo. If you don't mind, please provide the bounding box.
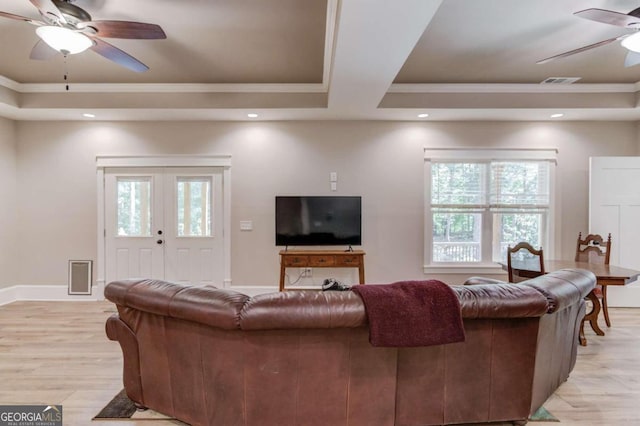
[279,250,365,291]
[501,260,640,345]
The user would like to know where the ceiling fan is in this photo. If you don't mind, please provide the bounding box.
[537,7,640,67]
[0,0,166,72]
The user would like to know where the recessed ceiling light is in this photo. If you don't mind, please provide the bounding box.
[550,113,564,118]
[247,113,258,118]
[82,113,95,118]
[417,113,429,118]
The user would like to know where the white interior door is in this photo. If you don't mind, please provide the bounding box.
[105,167,225,286]
[590,156,640,307]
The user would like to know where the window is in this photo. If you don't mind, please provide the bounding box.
[425,149,556,271]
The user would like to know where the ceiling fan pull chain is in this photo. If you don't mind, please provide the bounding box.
[63,54,69,91]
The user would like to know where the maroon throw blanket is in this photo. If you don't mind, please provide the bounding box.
[351,280,465,347]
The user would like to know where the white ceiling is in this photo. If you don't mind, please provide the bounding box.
[2,0,640,122]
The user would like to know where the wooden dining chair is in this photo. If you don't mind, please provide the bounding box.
[576,232,612,327]
[506,242,545,283]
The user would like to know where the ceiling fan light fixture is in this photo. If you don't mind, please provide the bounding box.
[36,26,93,55]
[621,32,640,52]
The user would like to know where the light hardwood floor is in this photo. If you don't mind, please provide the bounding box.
[0,301,638,425]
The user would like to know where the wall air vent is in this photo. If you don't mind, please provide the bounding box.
[68,260,92,295]
[540,77,581,84]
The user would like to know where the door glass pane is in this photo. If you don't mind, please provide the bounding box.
[117,178,152,236]
[432,210,481,262]
[177,177,212,237]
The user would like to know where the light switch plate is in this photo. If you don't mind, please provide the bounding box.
[240,220,253,231]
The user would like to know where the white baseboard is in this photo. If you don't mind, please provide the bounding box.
[0,285,102,306]
[0,286,18,306]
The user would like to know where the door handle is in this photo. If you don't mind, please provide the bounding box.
[157,240,163,245]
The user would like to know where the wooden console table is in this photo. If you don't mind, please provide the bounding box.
[279,250,365,291]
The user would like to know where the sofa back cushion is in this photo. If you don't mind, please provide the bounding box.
[520,268,595,313]
[240,290,366,330]
[106,268,603,332]
[105,279,250,330]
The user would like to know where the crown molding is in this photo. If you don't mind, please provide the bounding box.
[3,76,637,96]
[389,83,639,93]
[0,75,21,91]
[0,77,326,94]
[19,82,326,94]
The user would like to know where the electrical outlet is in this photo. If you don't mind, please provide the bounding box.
[300,267,312,277]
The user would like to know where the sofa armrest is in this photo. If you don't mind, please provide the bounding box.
[106,315,144,404]
[452,284,548,318]
[520,269,596,313]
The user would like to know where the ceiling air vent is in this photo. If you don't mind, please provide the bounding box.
[540,77,581,84]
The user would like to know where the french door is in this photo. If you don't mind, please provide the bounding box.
[104,167,225,286]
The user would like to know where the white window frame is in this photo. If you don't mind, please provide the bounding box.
[424,148,557,274]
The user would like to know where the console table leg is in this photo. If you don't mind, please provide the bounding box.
[279,262,286,291]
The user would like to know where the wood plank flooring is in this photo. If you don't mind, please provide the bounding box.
[0,301,638,425]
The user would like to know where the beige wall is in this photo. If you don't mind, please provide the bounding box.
[0,118,17,289]
[12,120,638,289]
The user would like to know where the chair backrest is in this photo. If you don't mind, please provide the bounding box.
[507,242,545,283]
[575,232,611,265]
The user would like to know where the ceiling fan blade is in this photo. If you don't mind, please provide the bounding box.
[29,39,58,60]
[575,8,640,27]
[624,50,640,67]
[629,7,640,18]
[90,37,149,72]
[29,0,66,24]
[0,11,38,23]
[536,36,621,64]
[79,20,166,39]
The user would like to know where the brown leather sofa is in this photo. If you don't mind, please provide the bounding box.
[105,269,594,426]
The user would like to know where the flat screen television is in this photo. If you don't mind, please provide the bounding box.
[275,196,362,247]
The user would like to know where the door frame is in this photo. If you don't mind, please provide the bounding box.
[96,155,232,299]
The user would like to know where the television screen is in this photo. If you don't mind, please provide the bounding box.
[275,196,362,246]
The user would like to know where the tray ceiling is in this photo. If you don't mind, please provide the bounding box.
[2,0,640,121]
